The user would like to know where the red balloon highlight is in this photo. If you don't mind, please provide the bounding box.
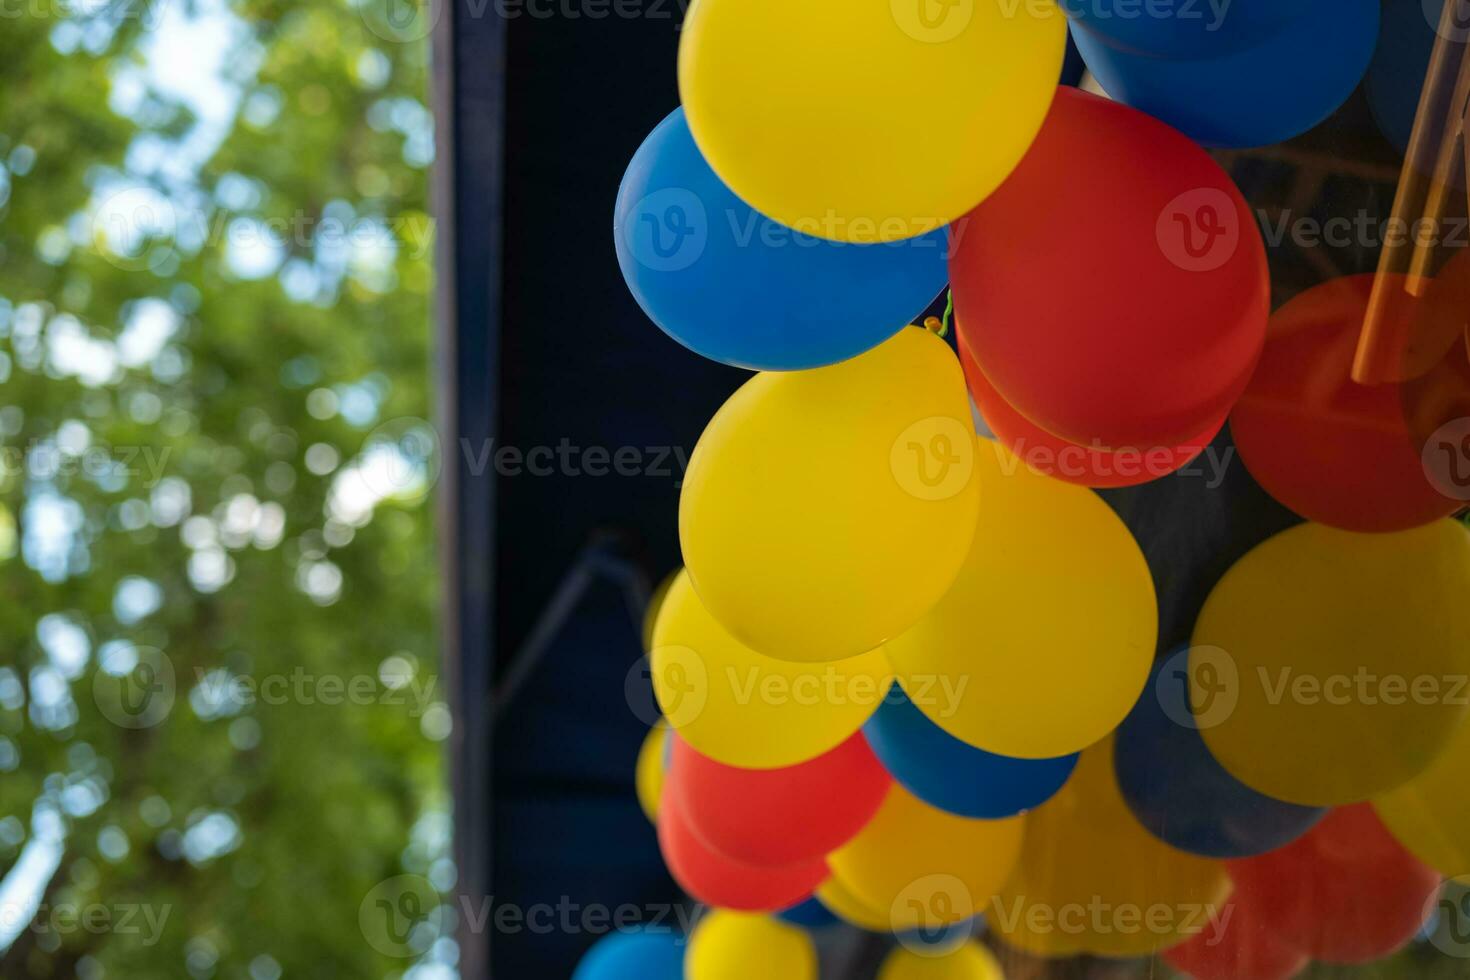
[1226,804,1439,964]
[657,788,829,912]
[952,86,1267,451]
[1232,274,1463,532]
[668,731,891,867]
[959,335,1223,487]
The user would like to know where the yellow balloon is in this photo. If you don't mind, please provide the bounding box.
[680,327,980,663]
[878,943,1005,980]
[1375,714,1470,877]
[678,0,1065,241]
[651,571,894,768]
[828,782,1022,929]
[815,876,894,932]
[642,569,680,654]
[886,440,1156,758]
[635,722,668,824]
[686,910,818,980]
[1195,520,1470,806]
[993,742,1228,959]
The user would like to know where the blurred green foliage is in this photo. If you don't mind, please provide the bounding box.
[0,0,444,976]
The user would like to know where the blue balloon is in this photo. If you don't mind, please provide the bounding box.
[1060,0,1316,57]
[1113,650,1326,859]
[777,896,840,930]
[1071,0,1380,148]
[613,108,949,371]
[572,928,685,980]
[1366,0,1441,154]
[862,687,1077,819]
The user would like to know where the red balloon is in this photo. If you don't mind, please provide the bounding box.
[1226,804,1439,964]
[1165,899,1308,980]
[668,731,891,868]
[657,788,829,911]
[959,334,1223,487]
[952,86,1267,451]
[1231,274,1463,532]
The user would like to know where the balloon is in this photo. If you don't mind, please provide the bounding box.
[886,440,1157,759]
[815,875,894,932]
[952,86,1268,451]
[877,942,1004,980]
[614,108,949,371]
[572,928,686,980]
[1227,804,1439,963]
[994,741,1229,958]
[1365,0,1443,154]
[657,788,828,911]
[1114,653,1325,858]
[1375,707,1470,877]
[1059,0,1317,57]
[960,334,1223,487]
[680,326,980,662]
[776,896,840,931]
[678,0,1065,242]
[650,571,894,769]
[827,782,1023,930]
[863,686,1077,819]
[1231,275,1463,532]
[686,910,818,980]
[636,723,669,823]
[1164,899,1309,980]
[1194,520,1470,805]
[667,730,891,867]
[643,569,680,654]
[1071,0,1380,148]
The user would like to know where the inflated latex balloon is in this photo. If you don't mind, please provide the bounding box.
[635,723,669,823]
[995,743,1229,958]
[667,730,891,867]
[1194,520,1470,805]
[776,896,840,931]
[886,441,1156,759]
[651,571,894,769]
[1114,654,1325,858]
[1165,900,1309,980]
[572,927,686,980]
[686,910,818,980]
[828,783,1023,929]
[1059,0,1316,57]
[1375,709,1470,877]
[1366,0,1443,154]
[678,0,1065,242]
[815,876,894,932]
[642,569,679,654]
[614,108,948,370]
[1227,804,1439,963]
[877,942,1004,980]
[1231,275,1463,532]
[960,335,1222,487]
[952,87,1268,451]
[1072,0,1380,148]
[680,327,980,662]
[863,686,1077,819]
[658,789,828,911]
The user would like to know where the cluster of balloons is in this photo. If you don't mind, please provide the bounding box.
[583,0,1470,976]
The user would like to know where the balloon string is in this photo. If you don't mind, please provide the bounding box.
[923,290,954,339]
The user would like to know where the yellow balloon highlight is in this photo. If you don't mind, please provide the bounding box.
[1375,714,1470,878]
[1195,520,1470,806]
[651,571,894,769]
[686,910,818,980]
[878,943,1005,980]
[828,783,1023,929]
[994,742,1228,959]
[680,327,980,663]
[678,0,1065,241]
[635,723,668,824]
[815,876,894,932]
[886,440,1157,758]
